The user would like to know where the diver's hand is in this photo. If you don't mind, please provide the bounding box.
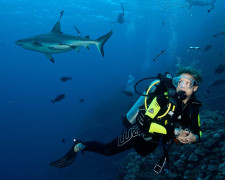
[136,108,150,133]
[177,131,197,144]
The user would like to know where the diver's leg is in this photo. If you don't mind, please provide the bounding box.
[82,125,142,156]
[134,138,158,156]
[50,125,145,168]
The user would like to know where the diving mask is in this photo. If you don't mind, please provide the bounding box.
[172,75,197,89]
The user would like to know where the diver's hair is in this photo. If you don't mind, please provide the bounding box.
[176,65,202,83]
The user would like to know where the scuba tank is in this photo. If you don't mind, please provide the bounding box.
[126,79,160,124]
[125,73,173,125]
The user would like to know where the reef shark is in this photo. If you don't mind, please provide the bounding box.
[15,21,113,63]
[185,0,216,10]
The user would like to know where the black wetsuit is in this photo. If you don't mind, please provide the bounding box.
[83,125,158,156]
[82,88,201,157]
[173,93,201,140]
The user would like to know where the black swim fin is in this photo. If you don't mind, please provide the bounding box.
[49,140,81,168]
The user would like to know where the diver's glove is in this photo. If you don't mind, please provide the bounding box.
[49,140,81,168]
[136,108,151,134]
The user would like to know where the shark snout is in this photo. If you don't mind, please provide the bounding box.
[15,40,23,46]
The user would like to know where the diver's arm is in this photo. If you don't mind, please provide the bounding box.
[121,3,124,15]
[176,116,201,144]
[176,104,201,144]
[189,112,201,143]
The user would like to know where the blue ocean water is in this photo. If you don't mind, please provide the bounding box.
[0,0,225,179]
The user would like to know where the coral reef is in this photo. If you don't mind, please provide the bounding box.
[118,110,225,180]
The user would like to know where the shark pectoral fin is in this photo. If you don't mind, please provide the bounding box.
[33,42,43,47]
[85,45,90,50]
[51,21,62,34]
[75,47,80,52]
[45,54,55,63]
[96,30,113,57]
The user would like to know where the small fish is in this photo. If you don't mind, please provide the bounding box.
[206,89,211,94]
[123,91,133,96]
[51,94,65,104]
[204,45,212,51]
[153,50,166,61]
[215,64,225,74]
[60,76,72,82]
[79,99,84,102]
[219,52,222,57]
[73,26,81,37]
[189,46,201,50]
[214,31,225,38]
[211,79,225,86]
[62,138,65,143]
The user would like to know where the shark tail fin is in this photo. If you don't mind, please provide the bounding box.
[96,30,113,57]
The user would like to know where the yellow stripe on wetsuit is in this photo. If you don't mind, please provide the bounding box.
[198,114,202,137]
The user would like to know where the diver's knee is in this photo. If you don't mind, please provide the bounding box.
[104,149,116,156]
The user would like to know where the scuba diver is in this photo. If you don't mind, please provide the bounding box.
[111,3,125,24]
[50,66,202,173]
[123,74,135,96]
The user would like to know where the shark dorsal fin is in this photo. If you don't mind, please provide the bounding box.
[51,21,62,34]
